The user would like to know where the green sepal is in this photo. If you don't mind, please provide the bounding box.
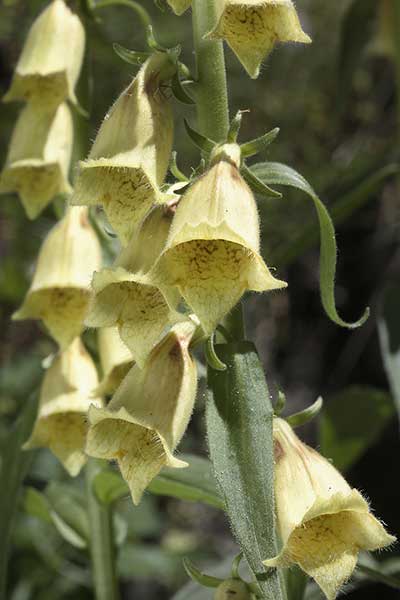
[227,110,245,143]
[241,164,282,199]
[205,334,227,371]
[251,161,370,329]
[170,151,189,182]
[113,43,151,66]
[273,390,286,416]
[183,558,223,588]
[286,396,323,428]
[240,128,280,159]
[184,119,216,154]
[171,73,196,104]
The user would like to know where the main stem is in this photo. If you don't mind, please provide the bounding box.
[85,459,120,600]
[192,0,245,339]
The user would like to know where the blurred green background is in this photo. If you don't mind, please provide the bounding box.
[1,0,400,598]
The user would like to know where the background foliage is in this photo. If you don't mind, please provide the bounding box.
[0,0,399,598]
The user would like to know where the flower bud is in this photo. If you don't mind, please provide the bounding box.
[207,0,311,78]
[24,338,102,476]
[167,0,191,15]
[96,327,134,396]
[85,204,181,367]
[214,580,253,600]
[13,207,102,349]
[263,418,396,600]
[0,103,73,219]
[70,53,174,245]
[4,0,85,107]
[85,320,198,505]
[154,143,286,335]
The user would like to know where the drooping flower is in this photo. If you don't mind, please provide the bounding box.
[207,0,311,78]
[263,418,396,600]
[85,204,182,367]
[0,103,73,219]
[3,0,85,107]
[85,320,198,505]
[167,0,192,15]
[96,327,134,397]
[13,207,102,349]
[24,338,102,476]
[70,53,174,245]
[154,143,286,335]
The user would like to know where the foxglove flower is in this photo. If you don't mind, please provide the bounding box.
[96,327,134,396]
[263,418,395,599]
[86,320,198,505]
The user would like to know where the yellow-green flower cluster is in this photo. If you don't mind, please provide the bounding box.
[1,0,85,217]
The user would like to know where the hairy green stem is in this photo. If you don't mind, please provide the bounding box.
[191,0,229,143]
[85,460,120,600]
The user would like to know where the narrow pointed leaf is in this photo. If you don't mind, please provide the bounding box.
[171,73,195,104]
[252,161,369,329]
[241,128,280,158]
[241,164,282,199]
[206,342,284,600]
[378,284,400,424]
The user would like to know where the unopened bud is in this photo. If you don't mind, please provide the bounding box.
[154,143,286,335]
[207,0,311,79]
[13,207,102,349]
[4,0,85,106]
[71,53,174,245]
[96,327,134,396]
[86,320,198,505]
[263,418,396,600]
[0,103,73,219]
[24,338,102,476]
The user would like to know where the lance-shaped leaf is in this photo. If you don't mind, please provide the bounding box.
[13,207,102,349]
[264,418,395,600]
[71,53,174,245]
[251,161,369,329]
[3,0,85,107]
[24,339,102,476]
[206,342,284,600]
[86,320,198,505]
[155,144,286,335]
[378,284,400,424]
[206,0,311,78]
[0,103,73,219]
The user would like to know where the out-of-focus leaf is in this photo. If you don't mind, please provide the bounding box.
[117,543,179,583]
[378,284,400,423]
[320,385,394,471]
[45,482,90,549]
[252,161,369,329]
[93,454,224,509]
[206,342,284,600]
[273,164,398,268]
[22,487,52,524]
[285,567,308,600]
[0,393,38,597]
[337,0,376,108]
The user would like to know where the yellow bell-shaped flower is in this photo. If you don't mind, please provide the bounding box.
[96,327,134,397]
[167,0,192,15]
[70,53,174,245]
[154,143,286,335]
[24,338,102,476]
[13,207,102,349]
[263,418,396,600]
[3,0,85,107]
[207,0,311,78]
[0,103,73,219]
[85,320,198,505]
[85,204,182,367]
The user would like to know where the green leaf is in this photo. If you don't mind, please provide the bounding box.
[93,454,224,509]
[206,342,284,600]
[252,161,369,329]
[241,164,281,199]
[45,482,90,549]
[337,0,376,109]
[273,164,398,268]
[319,385,395,471]
[22,487,52,524]
[0,392,39,597]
